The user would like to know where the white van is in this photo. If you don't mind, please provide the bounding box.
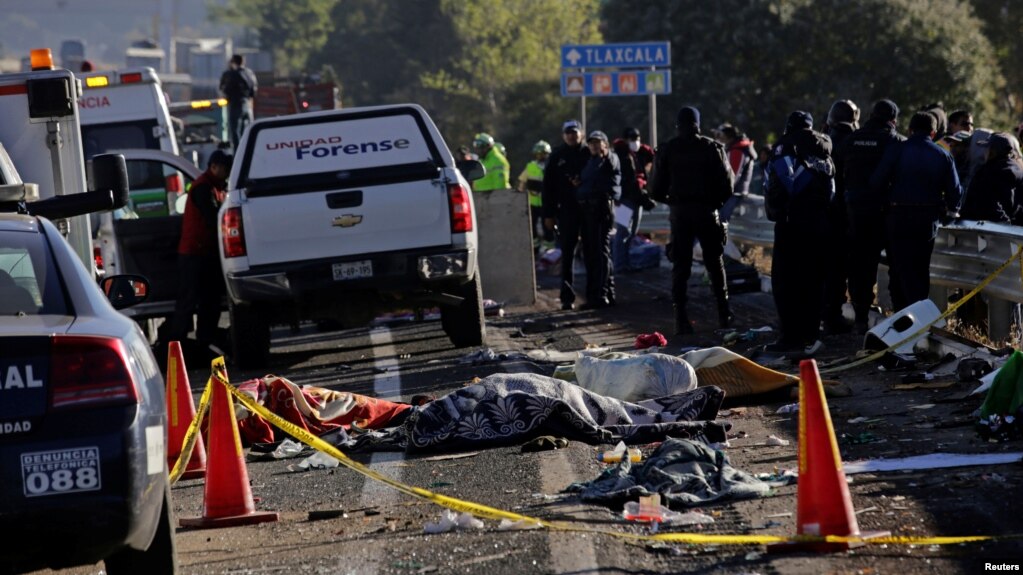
[77,67,180,218]
[220,104,486,367]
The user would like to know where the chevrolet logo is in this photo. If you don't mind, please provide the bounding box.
[332,214,363,228]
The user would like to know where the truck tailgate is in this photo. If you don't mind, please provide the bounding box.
[242,179,451,266]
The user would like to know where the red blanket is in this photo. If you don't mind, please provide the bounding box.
[233,375,412,445]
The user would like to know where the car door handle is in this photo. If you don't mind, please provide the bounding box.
[326,190,363,209]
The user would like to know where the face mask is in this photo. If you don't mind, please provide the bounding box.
[628,140,640,153]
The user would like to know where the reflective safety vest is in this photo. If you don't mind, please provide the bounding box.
[519,160,544,206]
[473,147,510,192]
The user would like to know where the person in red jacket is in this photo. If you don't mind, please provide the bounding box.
[169,150,233,351]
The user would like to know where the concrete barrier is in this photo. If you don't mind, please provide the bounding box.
[472,188,536,305]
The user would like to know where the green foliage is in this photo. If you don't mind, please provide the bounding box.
[968,0,1023,125]
[596,0,1005,147]
[311,0,601,172]
[210,0,339,76]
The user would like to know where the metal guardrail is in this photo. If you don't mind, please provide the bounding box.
[637,194,776,250]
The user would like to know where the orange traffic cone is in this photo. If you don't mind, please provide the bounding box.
[179,358,278,529]
[768,359,888,553]
[166,341,206,480]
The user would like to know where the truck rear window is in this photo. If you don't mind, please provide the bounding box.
[242,111,442,183]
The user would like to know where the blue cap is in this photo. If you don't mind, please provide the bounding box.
[562,119,582,132]
[676,106,701,129]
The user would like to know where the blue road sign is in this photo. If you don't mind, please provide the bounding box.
[560,42,671,69]
[560,70,671,97]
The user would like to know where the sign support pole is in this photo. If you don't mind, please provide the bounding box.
[648,66,657,149]
[581,95,586,135]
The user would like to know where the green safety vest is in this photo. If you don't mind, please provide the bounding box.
[521,161,544,207]
[473,147,510,192]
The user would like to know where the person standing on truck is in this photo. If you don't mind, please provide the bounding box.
[472,133,510,192]
[220,54,258,150]
[169,150,233,355]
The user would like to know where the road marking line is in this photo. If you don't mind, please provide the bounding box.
[359,327,404,507]
[488,327,601,574]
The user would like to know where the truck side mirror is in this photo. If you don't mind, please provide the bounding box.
[90,154,129,209]
[457,159,485,182]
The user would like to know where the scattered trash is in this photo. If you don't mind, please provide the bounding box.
[908,404,936,410]
[755,470,797,487]
[497,518,543,531]
[764,511,793,518]
[775,403,799,415]
[457,348,499,364]
[847,416,885,424]
[483,299,504,317]
[288,450,341,472]
[423,510,484,533]
[597,441,642,463]
[522,436,569,453]
[958,357,994,381]
[634,332,668,350]
[415,451,480,463]
[307,509,347,521]
[854,506,879,515]
[271,439,306,459]
[841,432,884,445]
[893,380,957,390]
[623,495,715,525]
[844,452,1023,474]
[765,435,790,446]
[744,551,764,561]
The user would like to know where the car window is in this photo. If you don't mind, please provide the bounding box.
[0,230,68,316]
[115,159,195,219]
[82,120,160,160]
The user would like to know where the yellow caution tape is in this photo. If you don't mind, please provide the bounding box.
[819,245,1023,375]
[189,367,1016,546]
[168,378,212,484]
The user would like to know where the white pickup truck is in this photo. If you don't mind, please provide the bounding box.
[219,104,486,367]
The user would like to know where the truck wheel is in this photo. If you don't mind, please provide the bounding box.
[440,274,486,347]
[105,481,177,574]
[230,302,271,369]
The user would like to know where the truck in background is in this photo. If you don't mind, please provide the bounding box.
[169,97,230,170]
[254,81,341,119]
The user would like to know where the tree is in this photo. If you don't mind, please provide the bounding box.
[968,0,1023,126]
[312,0,602,171]
[210,0,339,77]
[596,0,1005,147]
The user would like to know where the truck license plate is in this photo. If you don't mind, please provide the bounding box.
[333,260,373,281]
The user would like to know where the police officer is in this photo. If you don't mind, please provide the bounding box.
[543,120,591,310]
[871,112,963,312]
[822,99,859,334]
[962,132,1023,224]
[652,106,733,335]
[836,99,905,333]
[764,111,835,356]
[471,132,510,192]
[576,130,621,308]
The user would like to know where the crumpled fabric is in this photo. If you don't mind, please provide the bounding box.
[335,373,727,453]
[572,353,697,402]
[634,332,668,350]
[565,437,770,507]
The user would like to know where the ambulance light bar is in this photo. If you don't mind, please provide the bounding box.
[85,76,109,88]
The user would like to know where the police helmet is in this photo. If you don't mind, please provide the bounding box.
[827,99,860,126]
[532,140,551,155]
[473,133,495,150]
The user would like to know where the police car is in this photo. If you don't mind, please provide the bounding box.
[0,206,175,570]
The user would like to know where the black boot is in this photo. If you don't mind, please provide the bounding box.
[674,305,694,335]
[716,296,733,329]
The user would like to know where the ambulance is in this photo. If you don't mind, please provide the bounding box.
[77,67,181,218]
[168,97,229,169]
[0,49,127,270]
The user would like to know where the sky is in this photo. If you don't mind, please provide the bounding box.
[0,0,234,68]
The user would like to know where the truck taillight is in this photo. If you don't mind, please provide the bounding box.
[448,183,473,233]
[50,336,139,410]
[165,174,182,194]
[93,246,103,269]
[221,207,247,257]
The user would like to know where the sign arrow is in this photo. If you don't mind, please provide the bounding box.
[566,48,581,66]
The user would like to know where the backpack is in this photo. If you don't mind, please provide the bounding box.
[765,144,834,223]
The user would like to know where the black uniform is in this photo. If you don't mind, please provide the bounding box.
[542,141,591,308]
[764,124,834,351]
[576,148,621,307]
[822,121,855,332]
[836,117,904,328]
[652,130,733,333]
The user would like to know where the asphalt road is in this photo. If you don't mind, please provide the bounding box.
[33,256,1023,575]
